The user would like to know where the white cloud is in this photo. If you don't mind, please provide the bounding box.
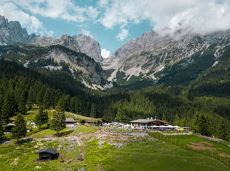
[15,0,99,22]
[101,48,110,58]
[99,0,230,34]
[1,0,230,37]
[0,1,45,34]
[98,0,109,7]
[0,0,100,35]
[116,28,128,41]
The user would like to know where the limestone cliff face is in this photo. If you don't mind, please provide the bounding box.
[0,16,32,45]
[0,15,103,62]
[33,34,103,62]
[74,34,103,63]
[103,30,230,82]
[0,45,108,88]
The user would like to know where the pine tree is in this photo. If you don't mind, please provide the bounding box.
[0,120,4,141]
[70,97,78,113]
[64,95,71,112]
[218,120,227,140]
[162,113,167,121]
[35,107,48,128]
[192,114,198,133]
[12,114,27,142]
[174,114,180,126]
[115,109,126,122]
[27,88,34,110]
[36,89,45,106]
[18,91,27,114]
[56,98,65,112]
[1,91,16,122]
[197,114,211,136]
[50,111,66,133]
[90,104,96,118]
[0,87,4,114]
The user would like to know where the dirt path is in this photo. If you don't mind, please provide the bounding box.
[35,135,82,146]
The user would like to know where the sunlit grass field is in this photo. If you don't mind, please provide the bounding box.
[1,109,229,171]
[0,131,229,171]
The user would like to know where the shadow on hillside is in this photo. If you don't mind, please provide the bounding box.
[54,130,74,137]
[17,137,33,144]
[0,139,10,144]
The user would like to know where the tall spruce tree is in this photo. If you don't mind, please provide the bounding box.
[56,98,65,112]
[90,104,96,118]
[218,120,228,140]
[50,111,66,133]
[197,114,211,136]
[27,88,34,110]
[1,91,16,122]
[115,109,126,122]
[192,114,199,133]
[18,91,27,114]
[35,107,48,128]
[174,114,180,126]
[12,114,27,142]
[0,120,4,141]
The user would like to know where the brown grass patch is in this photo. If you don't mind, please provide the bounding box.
[219,153,230,158]
[187,142,216,151]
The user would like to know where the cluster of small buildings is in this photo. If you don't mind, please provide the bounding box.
[131,118,172,130]
[103,118,189,132]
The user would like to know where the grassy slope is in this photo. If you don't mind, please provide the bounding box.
[2,109,229,171]
[25,108,101,123]
[0,134,229,171]
[101,141,227,171]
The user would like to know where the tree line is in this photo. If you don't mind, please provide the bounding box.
[0,60,229,141]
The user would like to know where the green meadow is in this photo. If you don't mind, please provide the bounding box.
[0,131,229,171]
[0,109,229,171]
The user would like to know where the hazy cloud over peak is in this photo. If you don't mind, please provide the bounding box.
[100,0,230,34]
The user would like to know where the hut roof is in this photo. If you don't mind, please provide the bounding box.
[65,118,76,123]
[5,123,16,127]
[130,119,168,124]
[38,148,58,155]
[130,119,154,124]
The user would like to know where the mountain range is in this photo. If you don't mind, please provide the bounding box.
[0,15,229,91]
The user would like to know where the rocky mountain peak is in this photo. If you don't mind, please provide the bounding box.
[0,16,103,62]
[0,15,30,45]
[0,16,8,27]
[55,34,80,52]
[74,34,103,62]
[103,29,230,83]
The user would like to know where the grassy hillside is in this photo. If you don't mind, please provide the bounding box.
[0,130,229,171]
[0,95,229,171]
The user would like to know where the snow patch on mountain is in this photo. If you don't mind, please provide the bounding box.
[43,65,62,71]
[212,61,219,67]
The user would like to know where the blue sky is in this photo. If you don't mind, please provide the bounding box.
[0,0,230,58]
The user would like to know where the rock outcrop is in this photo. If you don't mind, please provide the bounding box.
[103,30,230,82]
[0,15,32,45]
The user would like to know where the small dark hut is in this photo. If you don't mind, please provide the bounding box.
[65,118,77,128]
[38,148,59,160]
[4,123,16,133]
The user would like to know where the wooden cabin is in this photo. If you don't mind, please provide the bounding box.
[130,118,168,129]
[38,148,59,160]
[4,123,16,133]
[65,118,76,128]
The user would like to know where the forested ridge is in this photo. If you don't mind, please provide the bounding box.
[0,60,229,140]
